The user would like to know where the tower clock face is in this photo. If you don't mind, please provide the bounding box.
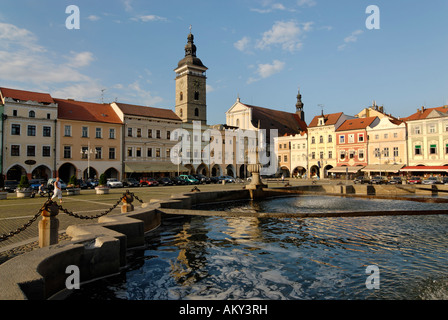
[193,80,200,89]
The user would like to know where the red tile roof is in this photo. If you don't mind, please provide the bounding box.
[308,112,344,127]
[241,103,307,136]
[401,106,448,121]
[114,103,180,121]
[0,87,55,104]
[336,116,378,132]
[55,99,122,124]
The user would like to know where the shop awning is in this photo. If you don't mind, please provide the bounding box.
[400,166,448,173]
[125,162,188,173]
[328,166,364,174]
[362,164,404,173]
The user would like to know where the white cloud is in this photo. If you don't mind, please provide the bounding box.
[338,29,363,51]
[66,51,95,68]
[256,20,312,52]
[248,60,285,83]
[123,0,133,12]
[234,36,251,53]
[297,0,317,7]
[132,15,167,22]
[123,80,164,106]
[251,2,288,13]
[87,15,101,21]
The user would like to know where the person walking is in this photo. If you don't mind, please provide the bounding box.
[51,177,63,203]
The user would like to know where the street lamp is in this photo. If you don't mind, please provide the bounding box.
[80,142,96,180]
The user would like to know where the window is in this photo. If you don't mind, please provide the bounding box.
[43,126,51,137]
[180,92,183,101]
[349,151,355,159]
[194,91,199,100]
[429,124,436,134]
[374,148,380,157]
[109,148,116,160]
[64,146,71,159]
[179,109,183,117]
[311,152,316,160]
[393,147,399,157]
[95,128,102,139]
[109,128,115,139]
[167,131,171,140]
[430,144,437,155]
[47,113,51,119]
[148,129,152,138]
[128,128,133,137]
[147,148,152,157]
[348,134,354,143]
[340,151,346,160]
[95,147,102,159]
[156,148,161,158]
[11,145,20,156]
[12,110,17,117]
[11,124,20,135]
[359,149,364,159]
[136,147,142,157]
[415,145,422,155]
[127,147,133,157]
[156,130,161,139]
[29,110,35,118]
[64,125,71,137]
[358,134,364,142]
[319,152,324,159]
[339,135,345,144]
[393,132,398,138]
[137,128,142,138]
[42,146,51,157]
[27,145,35,157]
[328,151,333,159]
[81,146,88,159]
[375,134,379,140]
[384,133,388,139]
[278,156,281,163]
[279,144,282,149]
[284,155,288,162]
[328,135,333,143]
[414,126,421,135]
[319,136,324,143]
[27,125,36,136]
[311,137,315,144]
[195,108,199,117]
[166,149,171,158]
[82,126,88,138]
[383,147,390,157]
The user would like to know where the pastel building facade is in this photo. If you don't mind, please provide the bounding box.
[0,87,58,181]
[56,99,123,182]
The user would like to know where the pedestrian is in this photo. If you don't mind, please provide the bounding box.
[51,177,63,204]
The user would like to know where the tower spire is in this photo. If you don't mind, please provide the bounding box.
[295,86,305,121]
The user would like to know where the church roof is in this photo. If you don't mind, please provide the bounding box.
[242,103,307,136]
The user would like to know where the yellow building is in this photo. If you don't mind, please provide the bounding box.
[56,99,123,182]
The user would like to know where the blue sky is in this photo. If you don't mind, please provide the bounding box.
[0,0,447,125]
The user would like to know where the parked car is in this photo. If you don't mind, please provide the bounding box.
[218,176,235,183]
[158,177,174,186]
[422,177,441,185]
[370,176,386,184]
[171,176,186,185]
[30,179,46,190]
[407,176,422,184]
[193,174,211,184]
[4,180,18,193]
[354,176,370,184]
[210,176,220,184]
[388,177,403,185]
[146,178,159,186]
[47,178,67,190]
[107,178,123,188]
[179,175,199,185]
[122,178,139,187]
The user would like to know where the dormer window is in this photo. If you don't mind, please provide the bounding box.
[318,118,325,126]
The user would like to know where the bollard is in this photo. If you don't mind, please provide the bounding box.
[121,193,134,213]
[38,201,60,248]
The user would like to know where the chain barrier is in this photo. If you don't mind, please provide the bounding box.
[0,190,145,242]
[0,199,53,242]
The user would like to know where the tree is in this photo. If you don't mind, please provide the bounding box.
[98,174,107,187]
[18,175,30,190]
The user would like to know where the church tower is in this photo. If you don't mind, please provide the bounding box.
[295,87,305,122]
[174,30,208,125]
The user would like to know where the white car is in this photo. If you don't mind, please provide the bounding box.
[106,178,123,188]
